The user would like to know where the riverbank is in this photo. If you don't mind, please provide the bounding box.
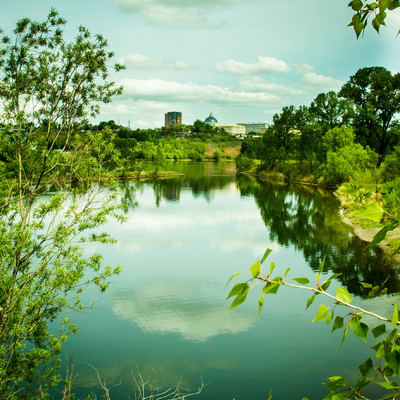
[239,167,400,264]
[335,191,400,264]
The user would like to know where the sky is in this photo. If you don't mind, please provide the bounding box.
[2,1,400,129]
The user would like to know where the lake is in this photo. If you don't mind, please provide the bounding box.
[62,161,400,400]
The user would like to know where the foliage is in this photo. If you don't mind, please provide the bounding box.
[309,91,354,132]
[235,154,255,172]
[348,0,400,37]
[0,9,124,399]
[227,246,399,398]
[339,66,400,166]
[383,146,400,178]
[238,65,400,187]
[323,143,371,185]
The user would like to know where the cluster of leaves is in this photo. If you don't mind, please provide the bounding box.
[348,0,400,37]
[227,249,400,399]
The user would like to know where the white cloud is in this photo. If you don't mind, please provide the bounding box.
[119,53,194,70]
[295,64,315,75]
[113,0,243,27]
[119,78,280,106]
[215,56,290,76]
[295,64,342,90]
[239,77,306,96]
[301,72,342,89]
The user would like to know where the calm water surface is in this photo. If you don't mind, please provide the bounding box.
[62,161,400,400]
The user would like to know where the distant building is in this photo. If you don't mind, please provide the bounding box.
[214,123,246,137]
[237,123,269,134]
[165,111,182,127]
[204,112,218,126]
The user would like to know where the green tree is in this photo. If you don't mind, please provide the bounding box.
[269,105,298,162]
[339,66,400,166]
[0,9,124,399]
[309,91,353,132]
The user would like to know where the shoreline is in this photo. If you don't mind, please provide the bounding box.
[239,168,400,264]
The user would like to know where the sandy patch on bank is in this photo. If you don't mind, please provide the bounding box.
[341,215,400,264]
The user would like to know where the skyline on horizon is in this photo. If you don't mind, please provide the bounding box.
[2,1,400,129]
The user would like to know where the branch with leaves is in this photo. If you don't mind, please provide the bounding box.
[348,0,400,37]
[227,246,400,399]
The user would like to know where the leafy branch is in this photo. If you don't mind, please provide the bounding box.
[227,241,400,399]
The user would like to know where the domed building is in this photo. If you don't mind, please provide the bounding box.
[204,112,218,126]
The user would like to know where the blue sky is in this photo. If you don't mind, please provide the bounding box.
[2,1,400,128]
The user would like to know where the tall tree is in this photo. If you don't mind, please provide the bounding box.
[270,105,298,162]
[0,10,124,398]
[339,66,400,165]
[309,91,353,132]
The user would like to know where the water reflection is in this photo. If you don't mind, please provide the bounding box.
[118,163,400,297]
[236,174,400,296]
[61,161,399,400]
[110,280,256,341]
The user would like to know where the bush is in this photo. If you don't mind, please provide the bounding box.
[236,154,254,171]
[383,146,400,177]
[323,143,370,185]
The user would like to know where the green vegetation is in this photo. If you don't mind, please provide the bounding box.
[234,62,400,399]
[1,2,400,399]
[0,10,125,399]
[348,0,400,37]
[238,67,400,195]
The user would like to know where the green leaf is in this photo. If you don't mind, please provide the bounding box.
[372,17,380,32]
[320,280,331,291]
[349,0,363,11]
[313,304,329,322]
[336,286,353,304]
[358,357,373,377]
[266,390,272,400]
[376,380,400,389]
[355,202,384,222]
[328,273,341,281]
[261,248,273,264]
[250,260,260,279]
[284,267,290,277]
[366,223,397,249]
[375,342,386,359]
[225,271,246,288]
[228,289,250,311]
[306,294,316,310]
[379,0,392,12]
[353,321,369,342]
[360,282,373,289]
[263,282,280,295]
[332,316,344,332]
[323,375,347,391]
[226,282,250,300]
[292,277,310,285]
[340,327,349,348]
[385,350,400,374]
[258,294,264,319]
[354,377,374,391]
[388,0,400,10]
[372,324,386,338]
[326,311,334,325]
[392,304,399,326]
[269,262,276,277]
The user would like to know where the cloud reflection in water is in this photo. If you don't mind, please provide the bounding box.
[110,280,256,341]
